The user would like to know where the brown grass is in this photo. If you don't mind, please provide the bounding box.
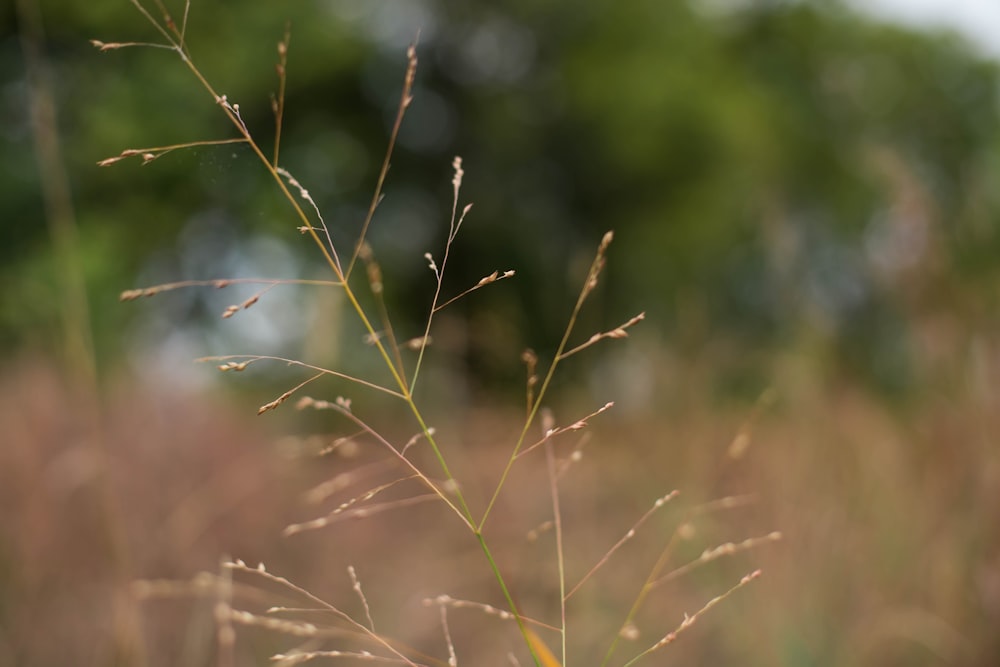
[5,353,998,664]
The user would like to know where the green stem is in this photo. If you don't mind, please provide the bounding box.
[478,251,602,531]
[476,533,544,667]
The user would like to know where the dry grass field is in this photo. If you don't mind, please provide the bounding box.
[2,343,998,665]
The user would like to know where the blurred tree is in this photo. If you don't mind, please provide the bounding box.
[3,0,999,396]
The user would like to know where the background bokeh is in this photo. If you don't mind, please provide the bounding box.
[3,0,1000,665]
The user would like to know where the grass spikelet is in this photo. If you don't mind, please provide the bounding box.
[283,493,440,536]
[348,566,375,632]
[229,610,319,637]
[566,490,681,601]
[258,373,324,415]
[558,313,646,360]
[649,531,782,590]
[517,402,615,459]
[271,650,411,665]
[437,603,458,667]
[623,570,762,666]
[224,561,420,665]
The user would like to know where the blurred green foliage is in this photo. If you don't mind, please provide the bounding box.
[4,0,999,396]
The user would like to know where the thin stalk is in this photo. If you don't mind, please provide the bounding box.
[272,22,290,167]
[409,159,467,394]
[199,355,405,399]
[119,277,342,301]
[226,561,421,666]
[479,234,614,530]
[544,440,567,665]
[476,533,544,667]
[600,530,679,667]
[345,43,418,281]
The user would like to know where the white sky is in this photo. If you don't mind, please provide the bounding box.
[850,0,1000,60]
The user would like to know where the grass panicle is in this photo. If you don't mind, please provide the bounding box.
[103,2,773,664]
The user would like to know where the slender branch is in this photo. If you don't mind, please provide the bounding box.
[178,0,191,48]
[544,440,567,665]
[225,561,422,666]
[475,533,545,667]
[199,355,405,400]
[622,570,762,666]
[120,276,342,302]
[480,231,616,530]
[358,243,408,385]
[422,595,557,633]
[214,557,235,667]
[297,396,471,529]
[276,166,342,272]
[433,269,515,313]
[600,493,760,666]
[272,22,290,167]
[345,42,418,281]
[566,491,680,601]
[409,158,468,394]
[127,0,175,43]
[647,531,781,591]
[284,493,441,536]
[557,313,645,361]
[516,401,615,460]
[90,39,174,51]
[256,372,324,416]
[97,137,248,166]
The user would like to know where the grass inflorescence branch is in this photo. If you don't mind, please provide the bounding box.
[104,3,773,664]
